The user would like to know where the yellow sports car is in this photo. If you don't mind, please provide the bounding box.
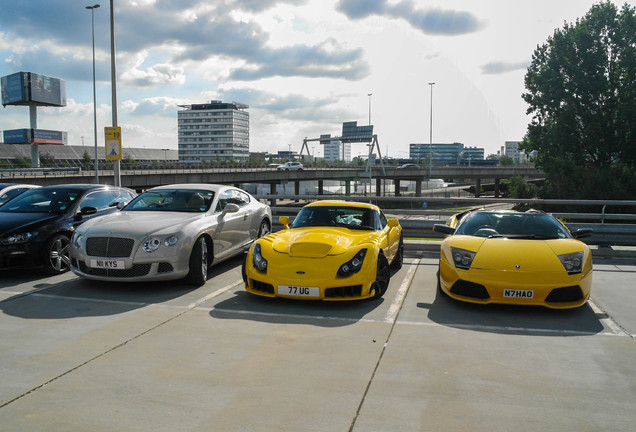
[433,209,593,309]
[243,200,403,300]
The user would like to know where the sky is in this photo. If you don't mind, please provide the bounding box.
[1,0,634,159]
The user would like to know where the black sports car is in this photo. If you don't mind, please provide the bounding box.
[0,184,135,274]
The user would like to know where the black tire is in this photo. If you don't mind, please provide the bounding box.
[372,253,391,299]
[391,236,404,270]
[186,237,209,286]
[43,234,71,275]
[257,219,271,238]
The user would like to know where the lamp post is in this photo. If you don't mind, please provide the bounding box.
[86,4,100,183]
[427,82,435,185]
[109,0,121,186]
[367,93,372,125]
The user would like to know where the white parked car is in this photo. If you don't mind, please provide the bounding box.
[70,184,272,285]
[277,161,303,171]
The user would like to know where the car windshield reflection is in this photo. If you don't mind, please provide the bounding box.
[0,188,81,214]
[455,212,570,239]
[125,189,214,213]
[291,206,377,230]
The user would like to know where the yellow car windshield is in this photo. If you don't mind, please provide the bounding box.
[455,212,570,239]
[292,206,378,230]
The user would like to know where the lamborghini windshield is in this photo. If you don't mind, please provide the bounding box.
[455,211,571,239]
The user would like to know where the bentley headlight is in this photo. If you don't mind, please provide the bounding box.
[0,231,36,245]
[253,244,268,272]
[165,236,178,247]
[72,233,84,250]
[450,247,476,270]
[337,249,367,277]
[559,252,583,274]
[143,237,162,253]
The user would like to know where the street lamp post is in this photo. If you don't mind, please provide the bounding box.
[109,0,121,186]
[428,82,435,185]
[367,93,372,125]
[86,4,100,184]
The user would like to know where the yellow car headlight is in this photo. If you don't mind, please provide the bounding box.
[558,251,583,274]
[337,249,367,277]
[450,247,476,270]
[253,244,268,272]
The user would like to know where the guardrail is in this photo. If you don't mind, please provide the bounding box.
[262,195,636,246]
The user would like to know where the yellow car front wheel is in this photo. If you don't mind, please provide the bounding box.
[372,254,391,299]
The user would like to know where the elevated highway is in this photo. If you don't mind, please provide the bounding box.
[0,165,543,197]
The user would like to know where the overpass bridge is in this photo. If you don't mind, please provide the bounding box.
[0,166,543,198]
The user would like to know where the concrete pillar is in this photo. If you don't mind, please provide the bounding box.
[415,180,422,197]
[494,178,500,198]
[295,181,300,195]
[345,180,351,196]
[318,180,324,195]
[376,178,382,196]
[395,179,401,197]
[475,178,481,198]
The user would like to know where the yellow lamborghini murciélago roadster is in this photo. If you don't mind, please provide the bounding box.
[434,209,593,309]
[243,200,403,300]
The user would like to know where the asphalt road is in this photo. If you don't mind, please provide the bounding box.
[0,250,635,431]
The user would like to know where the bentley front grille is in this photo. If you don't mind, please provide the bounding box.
[86,237,135,258]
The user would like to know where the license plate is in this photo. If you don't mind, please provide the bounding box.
[277,285,320,297]
[503,289,534,299]
[90,259,125,269]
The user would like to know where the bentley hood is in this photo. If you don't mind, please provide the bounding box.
[270,228,376,258]
[76,211,202,237]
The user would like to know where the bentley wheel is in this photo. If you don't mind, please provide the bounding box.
[391,235,404,270]
[43,234,71,275]
[258,220,271,238]
[372,254,391,299]
[187,237,209,286]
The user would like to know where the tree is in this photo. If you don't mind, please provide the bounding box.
[498,155,514,166]
[521,1,636,199]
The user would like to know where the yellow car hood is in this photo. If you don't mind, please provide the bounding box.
[272,228,375,258]
[449,236,586,272]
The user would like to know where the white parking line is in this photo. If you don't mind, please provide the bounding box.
[384,258,420,323]
[588,300,631,337]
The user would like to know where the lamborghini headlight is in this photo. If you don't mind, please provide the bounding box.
[559,252,583,274]
[450,247,476,270]
[253,244,268,272]
[337,249,367,277]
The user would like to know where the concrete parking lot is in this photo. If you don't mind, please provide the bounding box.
[0,249,635,431]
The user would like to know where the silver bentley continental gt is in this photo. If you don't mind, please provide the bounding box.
[70,184,272,285]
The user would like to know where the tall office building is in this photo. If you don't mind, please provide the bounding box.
[178,100,249,163]
[409,142,484,165]
[320,134,351,162]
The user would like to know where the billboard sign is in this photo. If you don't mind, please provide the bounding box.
[32,129,67,144]
[3,129,29,144]
[0,72,66,107]
[1,73,27,106]
[2,128,67,145]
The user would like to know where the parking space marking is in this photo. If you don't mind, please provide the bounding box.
[384,258,420,323]
[589,299,633,338]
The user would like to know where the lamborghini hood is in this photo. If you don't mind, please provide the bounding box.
[450,236,586,272]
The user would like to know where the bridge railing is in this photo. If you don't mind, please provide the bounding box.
[258,195,636,246]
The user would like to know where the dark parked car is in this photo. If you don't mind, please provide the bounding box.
[0,184,135,274]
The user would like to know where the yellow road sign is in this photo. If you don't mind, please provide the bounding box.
[104,126,122,160]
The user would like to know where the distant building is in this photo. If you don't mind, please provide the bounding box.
[504,141,535,163]
[177,100,249,163]
[320,134,351,162]
[409,142,484,165]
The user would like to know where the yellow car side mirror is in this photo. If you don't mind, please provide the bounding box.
[388,218,399,228]
[279,216,290,228]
